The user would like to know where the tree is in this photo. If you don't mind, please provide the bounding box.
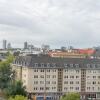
[60,93,80,100]
[0,54,14,90]
[6,81,26,97]
[8,95,27,100]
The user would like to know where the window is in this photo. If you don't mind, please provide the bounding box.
[65,69,68,72]
[34,63,38,67]
[87,87,90,90]
[34,87,38,90]
[47,69,50,72]
[52,75,56,78]
[76,87,79,90]
[70,81,73,84]
[92,64,95,68]
[98,82,100,84]
[40,69,44,72]
[64,76,68,78]
[46,87,50,90]
[98,87,100,90]
[70,64,74,67]
[46,81,50,84]
[76,70,79,73]
[47,75,50,78]
[34,75,38,78]
[93,81,96,84]
[70,87,73,90]
[76,76,79,78]
[64,87,68,90]
[34,69,38,72]
[40,75,44,78]
[87,64,91,68]
[40,87,44,90]
[41,63,44,67]
[64,81,68,84]
[70,76,74,79]
[52,69,56,72]
[52,81,56,84]
[40,81,44,84]
[47,63,50,67]
[88,70,91,73]
[64,63,68,68]
[52,87,56,90]
[75,64,79,68]
[52,63,56,67]
[34,81,38,84]
[98,76,100,79]
[92,87,94,90]
[76,81,79,84]
[93,70,96,73]
[93,76,96,79]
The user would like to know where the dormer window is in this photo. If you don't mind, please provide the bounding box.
[70,64,73,68]
[34,63,38,67]
[64,63,68,68]
[52,63,56,67]
[92,64,95,68]
[47,63,50,67]
[41,63,44,67]
[87,64,91,68]
[75,64,79,68]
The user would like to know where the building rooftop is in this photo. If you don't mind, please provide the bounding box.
[13,54,100,69]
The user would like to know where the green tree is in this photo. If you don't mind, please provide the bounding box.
[6,81,26,97]
[0,54,15,98]
[0,62,12,90]
[60,93,80,100]
[8,95,27,100]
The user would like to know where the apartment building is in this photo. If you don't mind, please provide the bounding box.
[12,55,100,100]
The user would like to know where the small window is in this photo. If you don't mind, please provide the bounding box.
[93,81,96,84]
[47,63,50,67]
[34,63,38,67]
[70,81,73,84]
[76,76,79,78]
[41,63,44,67]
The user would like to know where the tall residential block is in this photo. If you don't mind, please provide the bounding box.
[24,42,28,49]
[3,40,7,50]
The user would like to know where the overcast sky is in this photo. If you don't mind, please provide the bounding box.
[0,0,100,48]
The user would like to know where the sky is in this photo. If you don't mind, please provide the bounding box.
[0,0,100,49]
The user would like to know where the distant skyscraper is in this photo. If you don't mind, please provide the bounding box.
[3,40,7,50]
[24,42,28,49]
[7,43,12,49]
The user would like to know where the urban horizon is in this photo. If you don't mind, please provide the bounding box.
[0,39,100,49]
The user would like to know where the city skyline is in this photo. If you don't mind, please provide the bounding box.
[0,0,100,48]
[0,39,100,49]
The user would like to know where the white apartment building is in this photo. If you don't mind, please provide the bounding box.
[12,55,100,100]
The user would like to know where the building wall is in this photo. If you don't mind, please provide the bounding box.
[12,64,100,100]
[86,69,100,92]
[63,69,81,93]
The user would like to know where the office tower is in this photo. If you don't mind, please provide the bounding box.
[7,43,12,49]
[24,42,28,49]
[3,40,7,50]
